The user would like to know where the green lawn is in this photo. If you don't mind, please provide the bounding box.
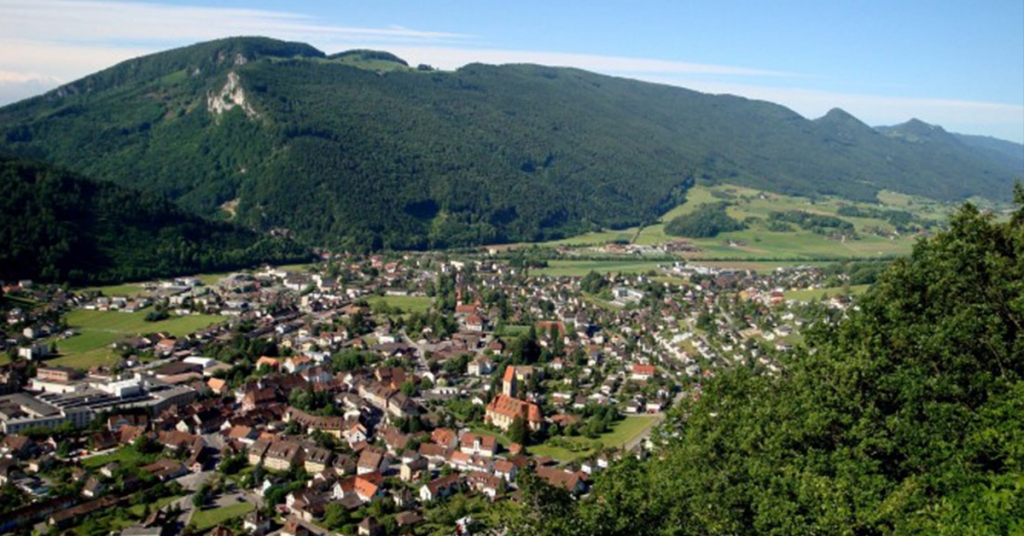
[128,494,182,517]
[533,260,666,277]
[82,282,151,297]
[273,262,317,272]
[192,501,254,532]
[495,324,532,337]
[48,309,225,369]
[366,295,433,314]
[530,415,659,462]
[784,284,872,301]
[81,446,158,469]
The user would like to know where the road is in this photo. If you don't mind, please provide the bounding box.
[621,388,687,453]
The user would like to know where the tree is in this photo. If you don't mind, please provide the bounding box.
[400,379,419,397]
[324,503,352,530]
[508,415,529,446]
[192,483,210,508]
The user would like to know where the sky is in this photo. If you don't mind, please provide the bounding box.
[1,0,1022,142]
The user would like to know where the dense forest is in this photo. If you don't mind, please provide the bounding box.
[0,37,1020,251]
[503,190,1024,534]
[0,154,312,284]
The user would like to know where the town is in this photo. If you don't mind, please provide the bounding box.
[0,252,858,536]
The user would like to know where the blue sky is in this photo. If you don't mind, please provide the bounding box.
[1,0,1022,142]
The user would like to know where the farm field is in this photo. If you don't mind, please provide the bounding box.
[533,260,666,277]
[686,260,838,273]
[538,183,952,262]
[530,415,659,462]
[48,309,225,369]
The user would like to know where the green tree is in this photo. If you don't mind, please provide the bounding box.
[508,415,529,446]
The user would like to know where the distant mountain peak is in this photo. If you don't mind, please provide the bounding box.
[879,118,955,144]
[819,107,858,121]
[328,49,409,66]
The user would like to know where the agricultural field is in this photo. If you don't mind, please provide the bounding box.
[533,260,666,277]
[539,183,954,262]
[48,309,225,369]
[636,184,948,258]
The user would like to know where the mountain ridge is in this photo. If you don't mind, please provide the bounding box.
[1,37,1020,251]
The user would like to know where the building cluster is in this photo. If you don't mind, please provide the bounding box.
[0,253,850,535]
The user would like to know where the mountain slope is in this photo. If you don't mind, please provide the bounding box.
[0,37,1020,250]
[0,152,312,284]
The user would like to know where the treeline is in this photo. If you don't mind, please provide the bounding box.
[836,204,934,231]
[0,154,312,284]
[768,209,856,236]
[664,203,745,238]
[503,190,1024,534]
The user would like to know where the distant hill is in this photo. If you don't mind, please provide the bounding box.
[952,132,1024,175]
[0,36,1020,251]
[0,153,312,284]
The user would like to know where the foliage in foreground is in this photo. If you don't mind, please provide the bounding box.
[506,189,1024,534]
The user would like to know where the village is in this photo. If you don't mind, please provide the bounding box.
[0,252,856,536]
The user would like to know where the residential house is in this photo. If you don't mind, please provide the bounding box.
[264,441,303,471]
[419,475,461,503]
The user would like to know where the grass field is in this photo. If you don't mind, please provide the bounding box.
[49,309,225,369]
[688,262,839,274]
[82,282,152,297]
[530,415,659,462]
[82,446,158,469]
[192,502,254,532]
[784,284,872,301]
[533,260,666,277]
[365,295,433,314]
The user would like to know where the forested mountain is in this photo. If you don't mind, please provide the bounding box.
[507,191,1024,535]
[0,37,1020,251]
[0,153,311,284]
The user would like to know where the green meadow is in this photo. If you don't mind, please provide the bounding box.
[366,294,434,314]
[530,415,659,462]
[533,260,666,277]
[536,183,951,263]
[48,309,225,369]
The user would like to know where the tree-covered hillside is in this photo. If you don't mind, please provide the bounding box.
[0,153,312,284]
[506,189,1024,534]
[0,37,1020,251]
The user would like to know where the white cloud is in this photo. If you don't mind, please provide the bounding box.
[0,0,468,45]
